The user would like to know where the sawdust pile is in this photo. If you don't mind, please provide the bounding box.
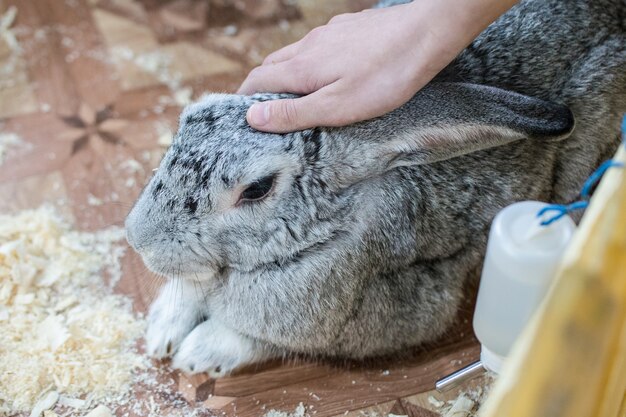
[0,206,147,414]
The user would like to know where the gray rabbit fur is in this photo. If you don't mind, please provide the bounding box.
[126,0,626,376]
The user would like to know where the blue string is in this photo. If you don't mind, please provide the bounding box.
[580,160,625,199]
[537,114,626,226]
[537,201,590,226]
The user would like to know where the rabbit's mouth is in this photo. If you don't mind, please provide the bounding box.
[137,248,222,281]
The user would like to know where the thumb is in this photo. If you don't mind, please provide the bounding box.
[246,95,324,133]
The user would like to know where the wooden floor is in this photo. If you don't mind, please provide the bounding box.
[0,1,482,416]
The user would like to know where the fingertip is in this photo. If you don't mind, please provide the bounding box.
[237,80,255,96]
[244,100,305,133]
[246,103,270,127]
[236,82,249,95]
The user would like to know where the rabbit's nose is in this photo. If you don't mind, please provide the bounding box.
[125,213,144,251]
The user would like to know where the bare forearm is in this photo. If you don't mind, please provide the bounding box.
[398,0,520,95]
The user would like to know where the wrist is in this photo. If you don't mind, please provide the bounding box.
[402,0,517,88]
[406,0,516,33]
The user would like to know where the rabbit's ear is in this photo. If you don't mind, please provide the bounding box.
[364,82,575,169]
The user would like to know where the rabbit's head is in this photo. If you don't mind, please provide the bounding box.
[126,83,574,281]
[127,93,346,280]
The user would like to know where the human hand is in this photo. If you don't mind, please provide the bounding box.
[238,0,516,133]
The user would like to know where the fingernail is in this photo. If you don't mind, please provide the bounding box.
[248,103,270,126]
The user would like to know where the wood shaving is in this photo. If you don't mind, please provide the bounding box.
[119,158,144,175]
[155,121,174,147]
[86,194,104,206]
[0,6,20,52]
[57,396,87,410]
[428,395,445,408]
[173,86,193,106]
[0,132,23,166]
[29,391,59,417]
[443,395,475,417]
[0,206,146,414]
[263,402,308,417]
[83,405,113,417]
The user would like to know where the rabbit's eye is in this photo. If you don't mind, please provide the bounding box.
[239,175,275,203]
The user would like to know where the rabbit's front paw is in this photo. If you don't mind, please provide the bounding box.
[146,281,205,359]
[172,319,270,378]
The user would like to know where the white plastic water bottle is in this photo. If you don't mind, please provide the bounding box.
[473,201,576,373]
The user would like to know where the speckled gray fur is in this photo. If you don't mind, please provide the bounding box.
[126,0,626,374]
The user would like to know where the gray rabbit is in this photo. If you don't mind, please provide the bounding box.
[126,0,626,377]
